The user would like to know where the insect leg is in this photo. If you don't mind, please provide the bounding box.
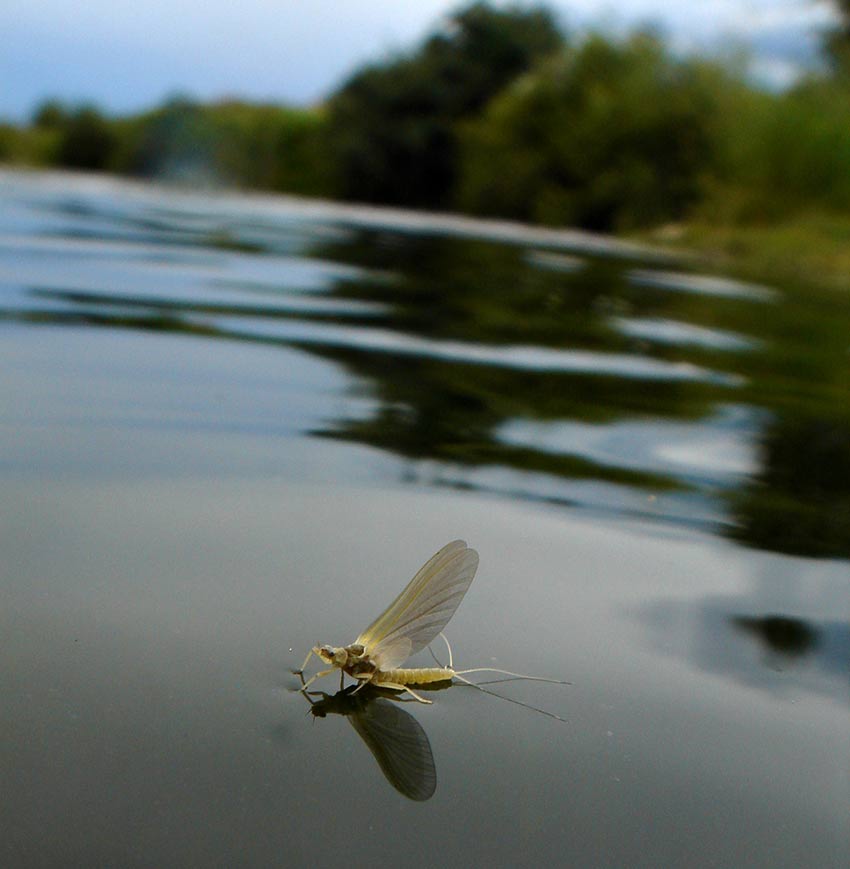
[351,677,372,694]
[373,680,433,704]
[400,685,433,704]
[292,647,316,676]
[299,667,337,693]
[440,632,454,669]
[427,633,453,668]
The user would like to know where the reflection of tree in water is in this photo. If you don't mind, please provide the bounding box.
[636,581,847,700]
[732,615,820,658]
[306,230,722,491]
[724,269,850,558]
[306,345,694,491]
[322,232,634,346]
[312,229,850,559]
[314,230,742,359]
[728,416,850,559]
[13,215,850,559]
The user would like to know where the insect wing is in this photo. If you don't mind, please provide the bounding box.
[356,540,479,671]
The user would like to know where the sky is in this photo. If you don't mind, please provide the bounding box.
[0,0,838,122]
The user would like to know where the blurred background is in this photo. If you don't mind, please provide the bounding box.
[1,3,848,866]
[3,1,849,239]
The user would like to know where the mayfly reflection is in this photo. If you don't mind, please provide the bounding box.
[305,685,438,801]
[294,539,567,717]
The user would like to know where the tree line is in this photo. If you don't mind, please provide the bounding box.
[2,2,850,233]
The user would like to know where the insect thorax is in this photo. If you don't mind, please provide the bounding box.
[346,658,377,681]
[316,642,374,673]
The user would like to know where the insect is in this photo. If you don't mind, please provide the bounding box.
[294,539,566,711]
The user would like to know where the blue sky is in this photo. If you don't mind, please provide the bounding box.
[1,0,836,122]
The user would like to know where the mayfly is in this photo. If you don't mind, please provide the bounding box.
[294,539,566,712]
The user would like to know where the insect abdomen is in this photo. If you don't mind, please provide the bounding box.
[381,667,454,685]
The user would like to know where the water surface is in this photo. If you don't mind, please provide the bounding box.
[1,170,847,867]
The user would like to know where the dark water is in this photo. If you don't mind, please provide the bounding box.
[1,169,848,867]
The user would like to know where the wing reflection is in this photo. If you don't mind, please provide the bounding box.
[305,685,438,801]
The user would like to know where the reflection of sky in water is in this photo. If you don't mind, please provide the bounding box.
[0,328,728,538]
[525,249,586,274]
[628,267,777,301]
[497,405,761,487]
[611,316,760,351]
[0,169,762,538]
[0,173,761,394]
[0,327,395,481]
[0,235,377,298]
[0,261,739,386]
[0,324,731,533]
[32,285,385,318]
[213,316,743,383]
[4,169,847,562]
[429,466,727,529]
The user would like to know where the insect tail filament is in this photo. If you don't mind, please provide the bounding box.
[450,671,569,722]
[455,667,570,685]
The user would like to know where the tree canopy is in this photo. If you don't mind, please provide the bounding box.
[326,2,564,208]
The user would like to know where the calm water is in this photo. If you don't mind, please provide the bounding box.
[1,169,848,867]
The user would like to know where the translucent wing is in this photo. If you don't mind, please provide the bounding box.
[355,540,479,671]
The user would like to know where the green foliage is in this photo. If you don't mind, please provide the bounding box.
[327,1,564,207]
[0,124,21,162]
[56,105,117,171]
[115,96,217,182]
[457,31,721,231]
[206,101,332,195]
[5,0,850,241]
[32,99,69,129]
[0,122,61,165]
[1,94,331,196]
[729,416,850,558]
[110,97,332,195]
[701,77,850,221]
[1,99,90,167]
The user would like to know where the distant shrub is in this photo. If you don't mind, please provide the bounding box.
[115,97,218,183]
[207,102,332,196]
[0,124,19,162]
[56,105,117,171]
[327,1,564,208]
[32,99,70,130]
[717,78,850,219]
[457,31,725,231]
[107,98,332,194]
